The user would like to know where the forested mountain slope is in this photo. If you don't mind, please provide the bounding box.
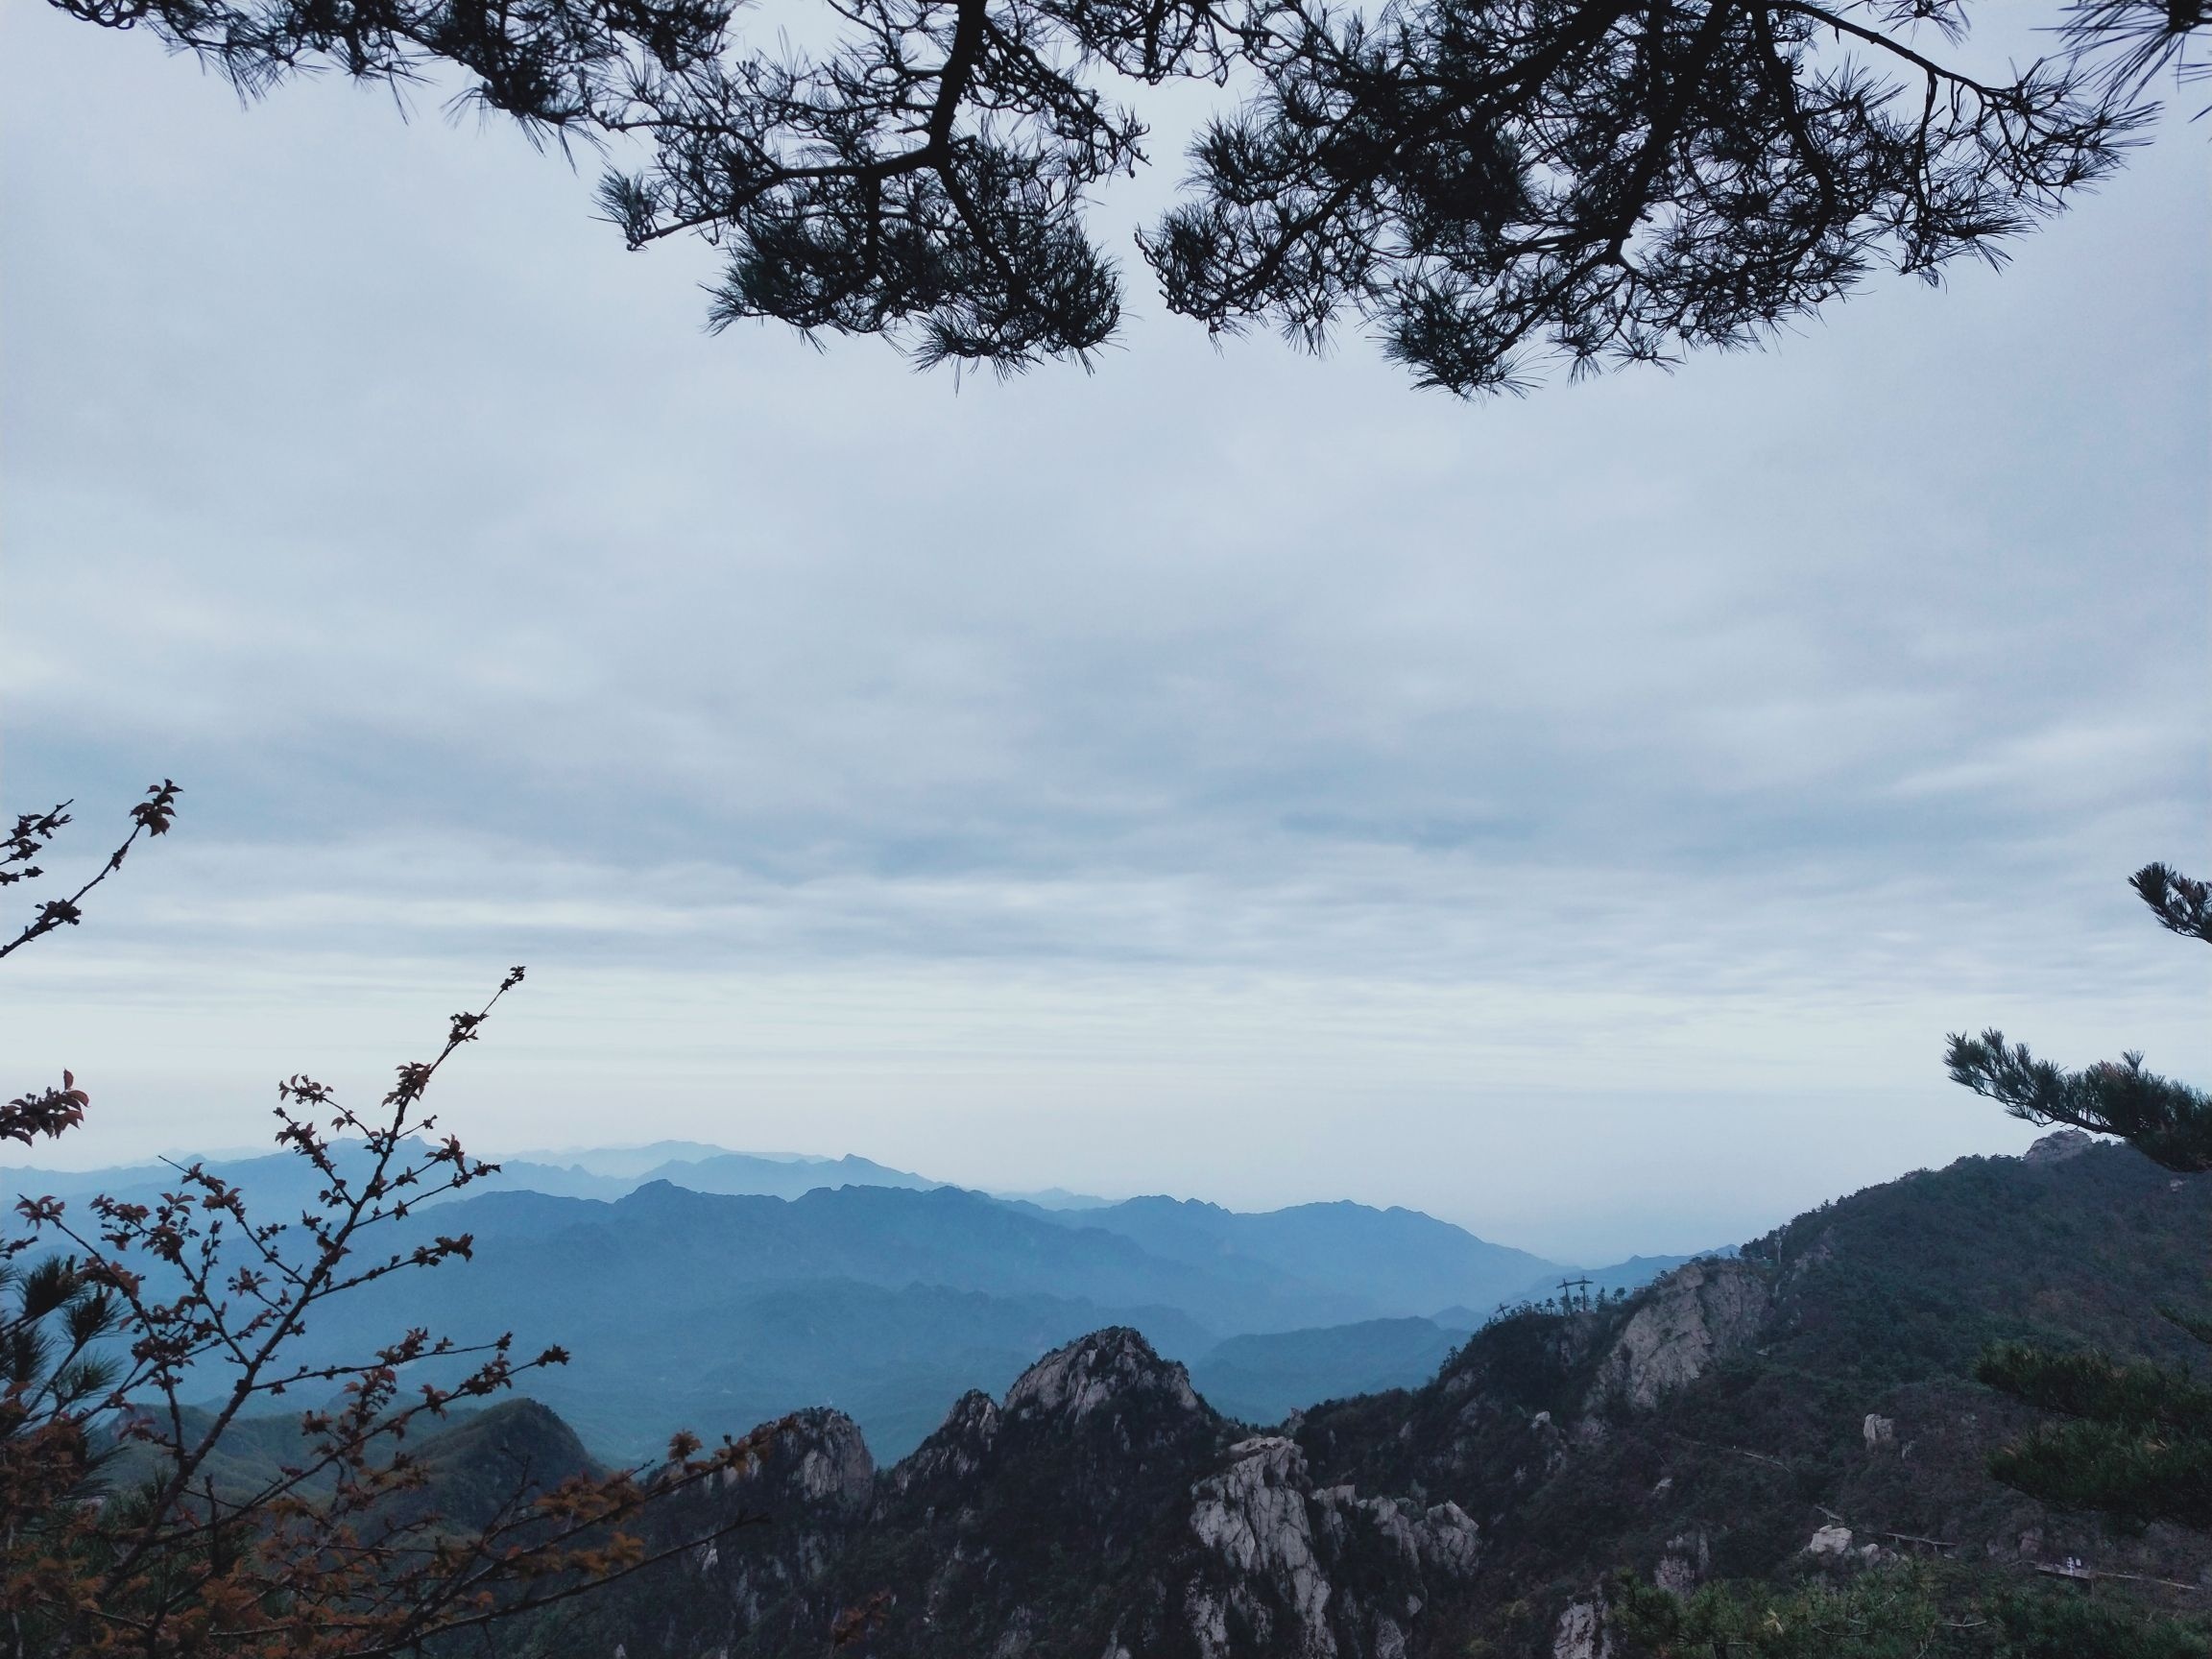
[516,1139,2212,1658]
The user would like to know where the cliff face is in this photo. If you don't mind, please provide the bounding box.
[522,1143,2212,1659]
[1175,1434,1482,1659]
[1585,1259,1767,1412]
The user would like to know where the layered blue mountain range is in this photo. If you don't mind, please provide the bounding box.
[6,1143,1695,1459]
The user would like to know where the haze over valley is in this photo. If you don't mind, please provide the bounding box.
[7,1141,1703,1458]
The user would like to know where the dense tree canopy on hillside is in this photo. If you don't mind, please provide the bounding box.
[47,0,2208,387]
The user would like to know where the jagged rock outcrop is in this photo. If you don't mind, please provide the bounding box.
[1174,1434,1482,1659]
[1005,1325,1204,1426]
[834,1330,1236,1657]
[1587,1258,1768,1410]
[893,1388,999,1493]
[1185,1439,1337,1659]
[1551,1599,1611,1659]
[1652,1530,1708,1594]
[779,1408,877,1509]
[2024,1128,2095,1165]
[554,1327,1497,1659]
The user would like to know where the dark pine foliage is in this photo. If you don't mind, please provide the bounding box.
[43,0,2212,385]
[1147,0,2140,391]
[1610,1562,2212,1656]
[1948,861,2212,1534]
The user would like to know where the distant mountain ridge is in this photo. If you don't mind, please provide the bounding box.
[2,1142,948,1210]
[482,1149,947,1202]
[1026,1193,1563,1320]
[6,1141,1679,1460]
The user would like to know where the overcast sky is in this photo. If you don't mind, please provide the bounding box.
[2,0,2205,1260]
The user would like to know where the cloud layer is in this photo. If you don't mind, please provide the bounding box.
[3,0,2205,1257]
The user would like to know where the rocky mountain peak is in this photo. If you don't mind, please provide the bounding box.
[894,1388,1002,1492]
[1175,1431,1486,1659]
[2024,1128,2097,1165]
[940,1387,1004,1445]
[1003,1326,1205,1427]
[729,1406,875,1514]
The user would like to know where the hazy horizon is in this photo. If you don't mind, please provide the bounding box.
[0,1119,2089,1264]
